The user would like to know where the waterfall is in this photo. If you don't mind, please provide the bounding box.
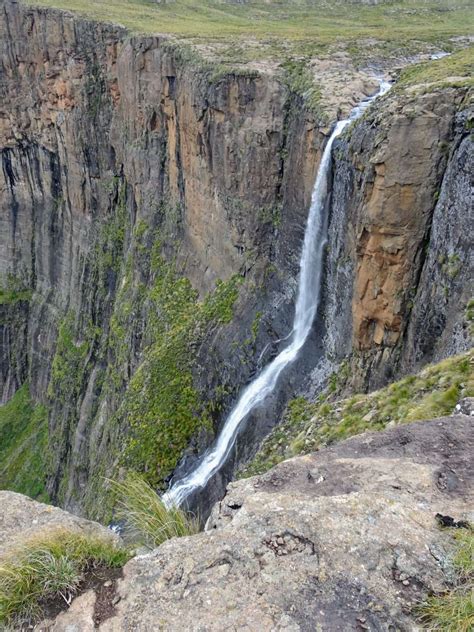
[163,81,391,509]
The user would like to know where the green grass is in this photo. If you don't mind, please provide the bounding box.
[0,528,130,626]
[241,349,474,477]
[118,224,242,490]
[417,528,473,631]
[0,276,32,306]
[0,384,49,501]
[0,288,32,306]
[24,0,474,65]
[398,45,474,89]
[109,473,199,548]
[24,0,474,42]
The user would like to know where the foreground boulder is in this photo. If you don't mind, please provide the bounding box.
[0,491,115,556]
[6,415,470,630]
[95,414,471,631]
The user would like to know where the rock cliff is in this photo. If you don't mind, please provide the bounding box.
[320,87,473,390]
[0,0,472,518]
[0,0,323,515]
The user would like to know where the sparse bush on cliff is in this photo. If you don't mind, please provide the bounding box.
[0,528,129,625]
[109,473,199,548]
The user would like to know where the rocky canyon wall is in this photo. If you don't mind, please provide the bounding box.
[319,86,472,392]
[0,0,323,516]
[0,0,471,518]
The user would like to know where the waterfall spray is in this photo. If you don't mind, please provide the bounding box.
[163,81,391,508]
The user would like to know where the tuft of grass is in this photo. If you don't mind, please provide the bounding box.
[241,349,474,477]
[109,473,200,548]
[417,528,473,632]
[453,529,474,579]
[0,528,129,626]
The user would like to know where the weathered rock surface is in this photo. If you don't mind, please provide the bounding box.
[41,414,469,631]
[0,490,115,555]
[321,88,473,390]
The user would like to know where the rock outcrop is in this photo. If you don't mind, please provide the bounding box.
[321,87,473,390]
[0,490,115,555]
[30,414,473,631]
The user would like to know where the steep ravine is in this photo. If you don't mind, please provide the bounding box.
[0,0,472,519]
[0,0,329,517]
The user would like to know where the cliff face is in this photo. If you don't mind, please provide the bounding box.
[320,87,472,391]
[0,0,323,515]
[0,0,472,517]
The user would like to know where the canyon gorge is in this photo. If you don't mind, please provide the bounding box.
[0,0,472,628]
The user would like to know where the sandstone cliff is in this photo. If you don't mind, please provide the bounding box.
[0,0,472,518]
[1,0,325,515]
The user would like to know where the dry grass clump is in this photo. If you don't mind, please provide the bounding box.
[109,473,199,548]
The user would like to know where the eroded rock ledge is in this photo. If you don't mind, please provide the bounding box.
[21,413,470,631]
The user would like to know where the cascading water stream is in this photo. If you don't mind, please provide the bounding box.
[163,80,391,509]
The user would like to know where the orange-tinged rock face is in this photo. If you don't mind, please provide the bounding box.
[350,92,460,352]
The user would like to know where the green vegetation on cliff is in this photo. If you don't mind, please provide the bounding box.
[120,236,242,489]
[0,276,32,306]
[0,385,49,502]
[25,169,245,517]
[241,350,474,477]
[48,314,91,403]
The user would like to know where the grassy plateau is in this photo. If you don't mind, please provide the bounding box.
[24,0,474,66]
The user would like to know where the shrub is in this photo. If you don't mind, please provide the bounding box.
[0,528,129,625]
[109,473,199,548]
